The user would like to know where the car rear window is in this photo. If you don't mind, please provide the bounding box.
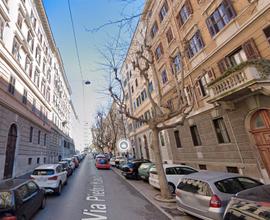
[177,178,212,196]
[98,158,108,164]
[32,169,55,175]
[215,177,262,194]
[0,191,12,209]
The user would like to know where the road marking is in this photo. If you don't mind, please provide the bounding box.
[82,176,107,220]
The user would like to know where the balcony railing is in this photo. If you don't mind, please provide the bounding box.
[208,64,270,103]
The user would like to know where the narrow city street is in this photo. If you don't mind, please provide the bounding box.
[33,156,169,220]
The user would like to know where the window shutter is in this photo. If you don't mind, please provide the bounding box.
[160,43,164,54]
[176,13,183,27]
[206,18,215,37]
[186,0,193,14]
[242,38,261,60]
[217,58,230,74]
[207,68,215,82]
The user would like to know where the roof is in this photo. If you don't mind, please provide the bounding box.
[236,184,269,202]
[34,164,60,170]
[0,179,30,191]
[183,171,240,182]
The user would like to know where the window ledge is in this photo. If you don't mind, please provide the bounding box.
[179,14,193,30]
[188,47,206,63]
[211,18,238,41]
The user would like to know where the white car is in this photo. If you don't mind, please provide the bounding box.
[109,157,116,166]
[31,164,68,195]
[149,164,198,193]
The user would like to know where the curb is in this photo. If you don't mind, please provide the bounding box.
[111,168,175,220]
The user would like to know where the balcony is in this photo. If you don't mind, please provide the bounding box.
[207,61,270,103]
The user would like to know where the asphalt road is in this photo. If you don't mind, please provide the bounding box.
[33,156,169,220]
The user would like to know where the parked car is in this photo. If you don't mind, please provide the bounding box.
[61,158,75,170]
[95,157,111,169]
[0,179,46,220]
[31,164,68,195]
[224,184,270,220]
[59,161,73,177]
[175,171,263,220]
[115,157,125,168]
[71,156,79,168]
[138,162,155,182]
[122,160,151,179]
[149,164,198,193]
[109,157,116,167]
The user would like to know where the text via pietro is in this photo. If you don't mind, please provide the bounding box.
[81,176,107,220]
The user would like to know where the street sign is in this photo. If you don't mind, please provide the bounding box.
[117,139,131,152]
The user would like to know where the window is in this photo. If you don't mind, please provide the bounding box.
[186,31,204,59]
[166,168,176,175]
[8,76,16,95]
[160,132,165,146]
[227,166,239,173]
[218,39,260,74]
[206,0,236,37]
[17,12,23,29]
[44,134,47,146]
[213,118,230,143]
[34,69,40,88]
[155,43,164,60]
[174,130,182,148]
[199,164,207,170]
[37,157,40,164]
[131,85,134,93]
[27,31,34,51]
[22,89,27,104]
[263,25,270,44]
[30,11,36,29]
[161,69,168,84]
[175,167,197,175]
[44,157,46,163]
[167,99,174,111]
[25,56,32,77]
[28,158,32,165]
[177,179,212,196]
[12,38,21,62]
[159,1,168,22]
[0,15,5,40]
[35,46,41,64]
[151,22,158,38]
[190,125,202,146]
[148,81,154,93]
[171,53,182,73]
[135,79,138,87]
[166,28,173,44]
[177,0,193,26]
[38,130,41,144]
[29,127,33,143]
[195,73,212,97]
[32,98,36,113]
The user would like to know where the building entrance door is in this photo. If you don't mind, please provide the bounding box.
[251,110,270,176]
[4,124,17,179]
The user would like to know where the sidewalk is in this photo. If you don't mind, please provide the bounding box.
[112,167,195,220]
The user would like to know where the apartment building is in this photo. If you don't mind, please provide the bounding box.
[122,0,270,182]
[0,0,74,180]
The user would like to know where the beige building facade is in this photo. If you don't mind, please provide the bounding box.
[122,0,270,182]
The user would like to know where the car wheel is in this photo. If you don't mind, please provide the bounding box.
[40,197,46,209]
[168,183,175,194]
[56,183,62,195]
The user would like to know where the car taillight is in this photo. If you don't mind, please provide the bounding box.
[48,176,58,180]
[175,189,181,197]
[1,214,17,220]
[210,195,221,208]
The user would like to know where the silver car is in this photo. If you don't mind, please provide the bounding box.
[175,171,263,220]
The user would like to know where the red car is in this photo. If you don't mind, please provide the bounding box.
[95,157,111,169]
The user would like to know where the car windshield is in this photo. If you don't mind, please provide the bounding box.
[215,177,262,194]
[32,169,55,175]
[0,191,12,209]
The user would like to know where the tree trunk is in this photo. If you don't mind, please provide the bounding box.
[152,128,172,199]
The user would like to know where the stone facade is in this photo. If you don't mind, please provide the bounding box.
[121,0,270,182]
[0,0,75,180]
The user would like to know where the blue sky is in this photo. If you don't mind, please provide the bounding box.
[43,0,143,149]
